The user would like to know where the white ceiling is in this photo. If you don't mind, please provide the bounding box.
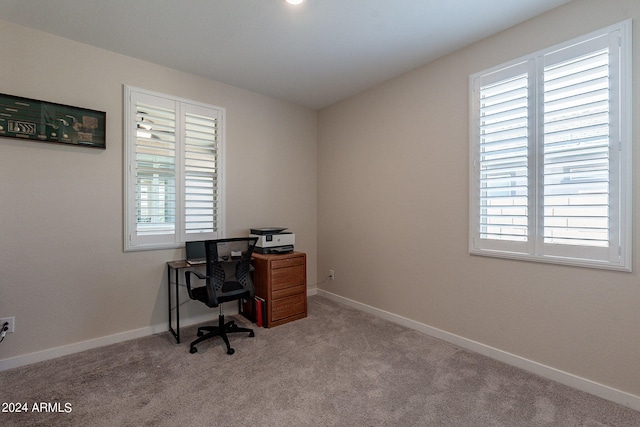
[0,0,570,109]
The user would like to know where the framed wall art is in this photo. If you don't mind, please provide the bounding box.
[0,93,106,149]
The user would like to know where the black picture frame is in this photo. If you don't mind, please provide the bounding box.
[0,93,106,149]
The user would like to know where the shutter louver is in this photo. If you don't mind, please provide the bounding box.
[543,48,610,248]
[135,102,176,236]
[478,73,529,242]
[184,112,219,235]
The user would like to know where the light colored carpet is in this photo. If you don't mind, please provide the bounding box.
[1,296,639,426]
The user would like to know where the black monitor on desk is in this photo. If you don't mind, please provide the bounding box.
[186,239,251,264]
[185,241,206,265]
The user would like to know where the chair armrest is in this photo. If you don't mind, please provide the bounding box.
[185,270,207,300]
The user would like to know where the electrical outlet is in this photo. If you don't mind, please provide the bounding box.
[1,317,15,333]
[329,270,335,280]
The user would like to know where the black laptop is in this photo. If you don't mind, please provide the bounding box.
[185,241,206,265]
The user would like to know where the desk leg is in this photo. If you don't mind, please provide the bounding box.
[175,267,180,343]
[168,265,180,344]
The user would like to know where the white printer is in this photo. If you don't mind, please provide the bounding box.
[250,227,295,254]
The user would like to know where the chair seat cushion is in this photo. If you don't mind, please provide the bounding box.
[191,281,250,306]
[219,281,250,303]
[221,281,243,293]
[191,286,209,304]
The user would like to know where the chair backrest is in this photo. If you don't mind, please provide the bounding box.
[203,237,258,305]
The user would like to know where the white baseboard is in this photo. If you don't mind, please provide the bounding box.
[0,311,216,372]
[316,289,640,412]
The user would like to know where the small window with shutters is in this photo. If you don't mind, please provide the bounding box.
[124,86,225,251]
[469,21,632,271]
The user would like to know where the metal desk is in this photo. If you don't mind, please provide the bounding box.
[167,260,191,344]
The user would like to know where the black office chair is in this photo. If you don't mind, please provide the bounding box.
[185,237,258,355]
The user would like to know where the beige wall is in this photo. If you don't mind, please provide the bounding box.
[0,21,317,361]
[318,0,640,399]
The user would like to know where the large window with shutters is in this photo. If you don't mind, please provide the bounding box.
[124,86,225,251]
[469,21,631,271]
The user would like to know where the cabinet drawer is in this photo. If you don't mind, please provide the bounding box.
[272,284,305,300]
[271,293,306,322]
[271,256,305,270]
[271,265,305,291]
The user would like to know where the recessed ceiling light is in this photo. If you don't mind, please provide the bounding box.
[284,0,304,5]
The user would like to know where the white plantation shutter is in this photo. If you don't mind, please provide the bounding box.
[476,63,532,252]
[470,21,631,271]
[184,107,220,236]
[125,87,225,250]
[542,36,613,260]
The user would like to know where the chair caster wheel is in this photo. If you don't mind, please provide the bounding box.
[249,331,255,337]
[227,348,235,355]
[189,347,198,354]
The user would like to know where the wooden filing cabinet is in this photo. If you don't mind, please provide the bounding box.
[251,251,307,327]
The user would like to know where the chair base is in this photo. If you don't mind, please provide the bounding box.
[189,314,254,355]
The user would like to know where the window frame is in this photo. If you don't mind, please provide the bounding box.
[124,86,226,251]
[468,20,632,271]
